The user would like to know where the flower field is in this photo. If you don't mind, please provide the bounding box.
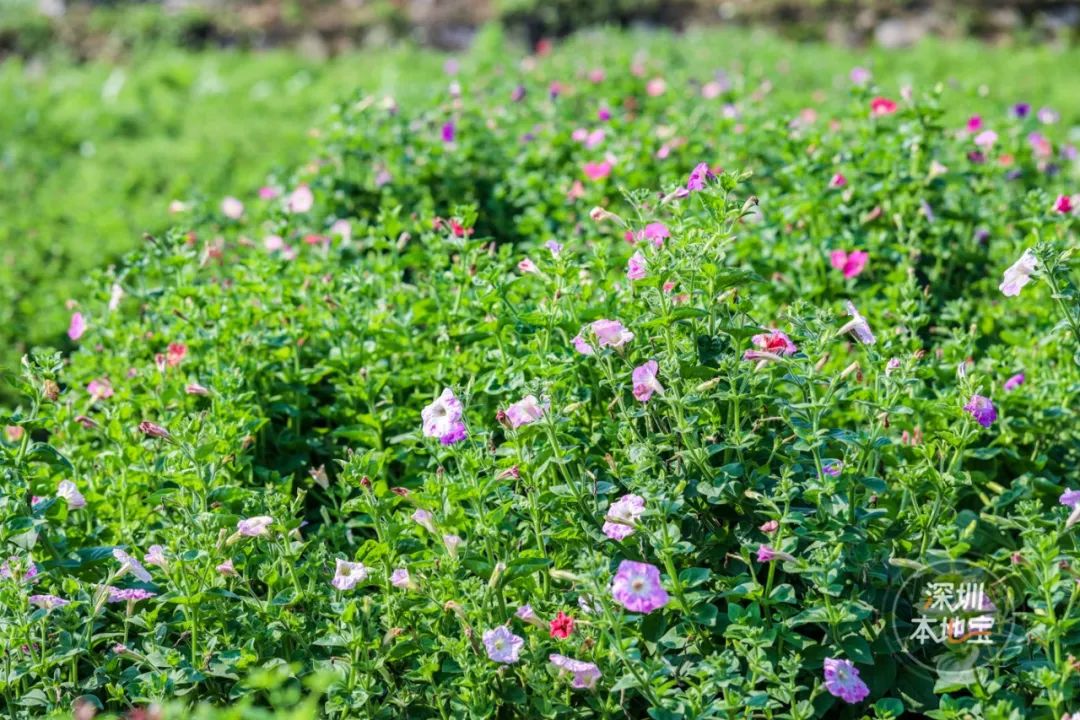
[2,26,1080,720]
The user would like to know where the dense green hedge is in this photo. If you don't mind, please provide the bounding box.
[2,26,1080,719]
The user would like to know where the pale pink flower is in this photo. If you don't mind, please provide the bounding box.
[626,252,647,281]
[572,333,594,356]
[221,196,244,219]
[602,494,645,540]
[109,283,124,312]
[68,312,86,341]
[113,548,152,582]
[518,258,540,274]
[646,78,666,96]
[412,509,437,534]
[144,545,167,569]
[549,654,602,689]
[421,388,464,440]
[591,319,634,349]
[185,383,210,396]
[583,161,612,181]
[505,395,546,428]
[974,130,998,148]
[442,534,463,559]
[631,360,663,403]
[286,185,314,213]
[999,249,1038,297]
[390,568,413,589]
[57,480,86,509]
[216,559,237,576]
[332,559,368,590]
[87,379,113,400]
[237,516,273,537]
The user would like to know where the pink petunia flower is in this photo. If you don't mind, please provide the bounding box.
[332,559,368,591]
[421,388,464,441]
[483,626,524,664]
[518,258,540,274]
[109,283,124,312]
[221,197,244,219]
[412,509,437,534]
[166,343,187,367]
[583,161,612,181]
[829,173,847,189]
[641,222,669,248]
[756,544,794,563]
[591,319,634,349]
[1054,194,1073,214]
[144,545,167,569]
[999,249,1038,297]
[974,130,998,148]
[840,301,876,345]
[549,654,602,689]
[236,516,273,537]
[68,312,86,341]
[631,360,664,403]
[602,494,645,540]
[849,67,871,85]
[829,250,868,279]
[216,559,237,576]
[751,330,797,355]
[549,610,574,639]
[185,383,210,396]
[572,334,594,356]
[107,587,156,603]
[87,379,113,400]
[286,185,314,214]
[646,78,666,96]
[687,162,714,191]
[390,568,413,589]
[505,395,546,428]
[610,560,669,613]
[1003,373,1025,391]
[626,252,647,281]
[823,658,870,704]
[870,97,897,116]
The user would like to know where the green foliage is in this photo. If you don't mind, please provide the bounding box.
[2,27,1080,720]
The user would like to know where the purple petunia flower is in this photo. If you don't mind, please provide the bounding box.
[421,388,464,442]
[1059,489,1080,508]
[686,162,715,191]
[1013,103,1031,119]
[28,594,68,609]
[591,319,634,349]
[964,395,997,428]
[823,658,870,704]
[441,121,455,144]
[631,361,664,403]
[143,545,167,569]
[113,549,152,583]
[237,516,273,537]
[610,560,669,614]
[626,252,647,281]
[549,654,601,689]
[602,494,645,540]
[439,421,468,446]
[483,626,524,664]
[107,587,156,603]
[390,568,413,589]
[0,556,38,583]
[57,480,86,509]
[840,301,876,345]
[1004,373,1025,392]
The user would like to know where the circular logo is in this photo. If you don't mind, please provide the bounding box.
[887,558,1023,677]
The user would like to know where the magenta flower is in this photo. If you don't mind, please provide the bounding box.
[421,388,464,441]
[1054,194,1073,214]
[631,360,664,403]
[439,422,467,446]
[505,395,546,428]
[751,329,797,355]
[441,121,455,144]
[603,494,645,540]
[626,252,647,281]
[549,654,602,689]
[829,250,868,279]
[840,301,876,345]
[591,319,634,349]
[57,480,86,509]
[583,161,612,181]
[829,172,847,189]
[687,162,714,191]
[221,196,244,219]
[870,97,897,116]
[87,379,113,400]
[610,560,669,614]
[107,587,156,603]
[332,559,368,591]
[572,334,594,356]
[641,222,669,248]
[886,358,901,375]
[286,185,314,214]
[964,395,997,428]
[999,249,1038,296]
[29,594,68,609]
[823,658,870,704]
[237,516,273,537]
[966,115,983,133]
[68,312,86,341]
[1004,373,1025,391]
[483,626,524,664]
[113,549,152,583]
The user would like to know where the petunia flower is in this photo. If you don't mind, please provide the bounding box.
[572,334,594,356]
[29,594,68,609]
[549,654,602,689]
[1059,489,1080,508]
[87,379,113,400]
[870,97,897,115]
[166,343,187,367]
[840,301,876,345]
[583,161,612,181]
[964,395,997,428]
[237,516,273,537]
[441,121,455,144]
[1003,373,1025,391]
[286,185,314,214]
[439,422,467,446]
[545,240,563,257]
[829,172,847,188]
[216,559,237,576]
[823,658,870,704]
[999,248,1039,297]
[829,250,868,279]
[113,549,152,583]
[421,388,464,441]
[849,67,871,85]
[107,587,156,603]
[886,358,902,375]
[756,544,794,563]
[57,480,86,509]
[442,534,463,559]
[591,319,634,349]
[483,626,524,664]
[631,361,664,403]
[641,222,669,248]
[505,395,546,428]
[515,604,546,628]
[760,520,779,533]
[751,329,797,355]
[221,197,244,219]
[332,559,368,591]
[602,494,645,540]
[185,383,210,396]
[390,568,414,589]
[687,162,714,191]
[610,560,669,614]
[68,312,86,341]
[1054,194,1073,214]
[109,283,124,311]
[412,509,437,534]
[549,610,575,639]
[137,421,170,439]
[144,545,167,569]
[626,252,647,281]
[0,556,38,583]
[974,130,998,148]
